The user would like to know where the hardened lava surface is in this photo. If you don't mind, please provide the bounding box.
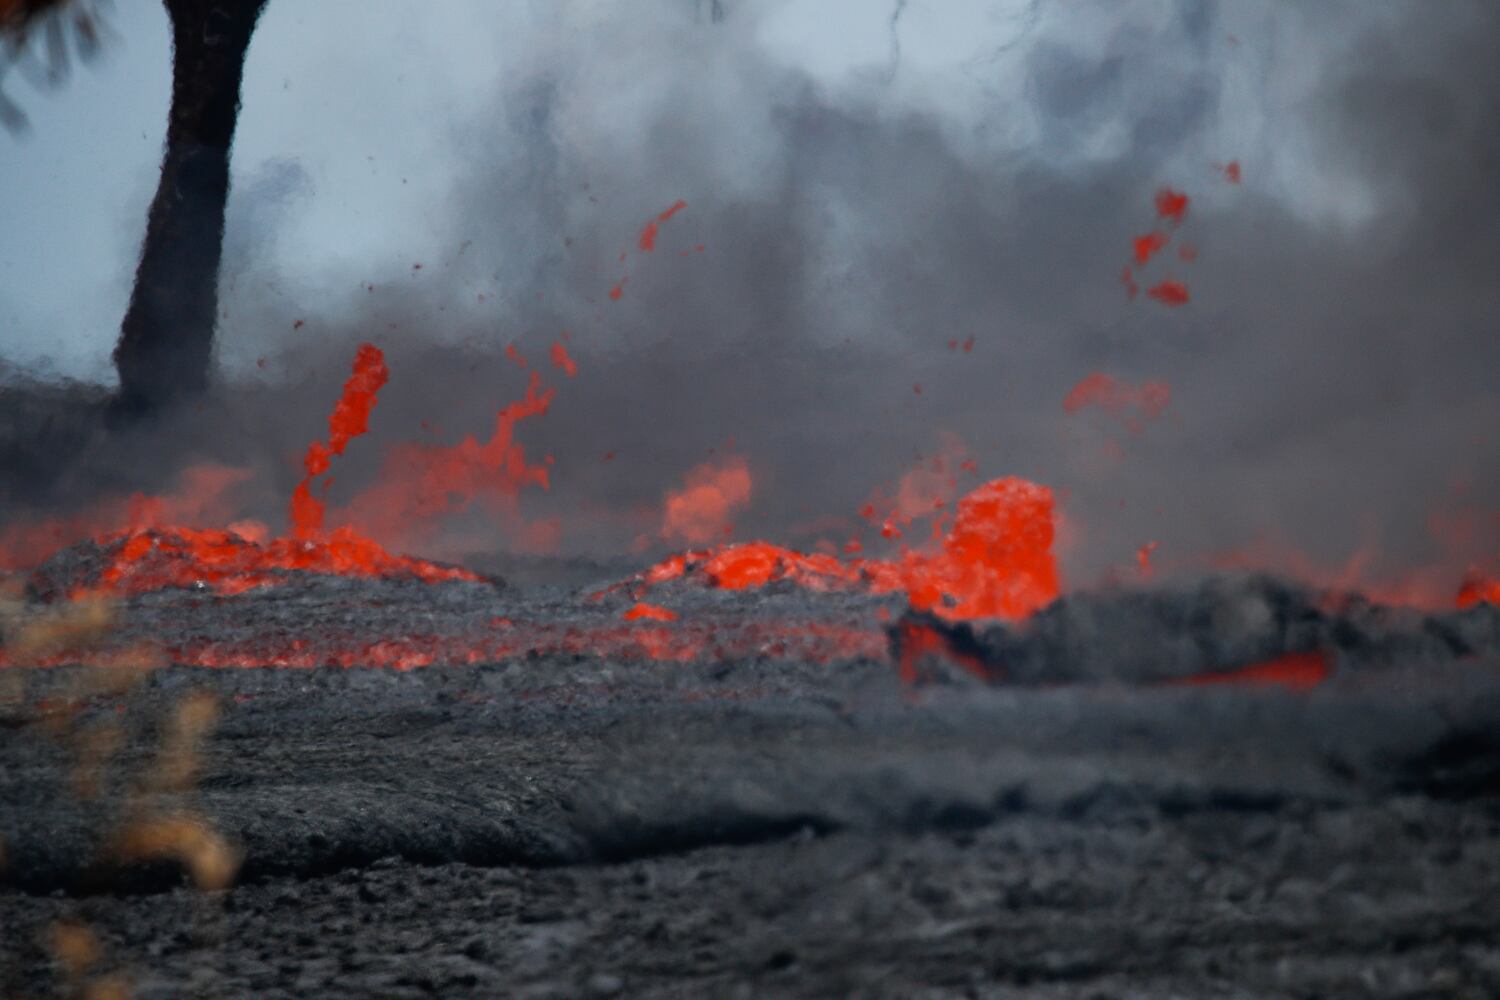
[3,563,1500,998]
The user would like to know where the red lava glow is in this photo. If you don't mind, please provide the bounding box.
[336,369,556,551]
[1137,541,1160,580]
[1121,266,1140,300]
[1217,160,1242,184]
[1174,651,1331,692]
[1063,373,1171,430]
[0,464,256,572]
[505,344,527,369]
[1147,280,1190,306]
[660,455,753,545]
[630,477,1061,625]
[0,620,886,671]
[895,621,991,685]
[608,280,626,301]
[1133,231,1171,265]
[1155,187,1190,225]
[1457,570,1500,609]
[638,222,659,253]
[290,343,389,539]
[69,526,479,601]
[624,602,678,622]
[638,201,688,252]
[549,341,578,378]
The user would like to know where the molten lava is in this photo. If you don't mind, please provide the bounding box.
[629,476,1061,625]
[290,343,389,538]
[66,527,479,601]
[1457,570,1500,610]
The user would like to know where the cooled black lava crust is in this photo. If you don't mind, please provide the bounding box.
[3,571,1499,998]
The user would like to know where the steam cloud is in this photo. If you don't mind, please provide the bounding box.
[2,0,1496,592]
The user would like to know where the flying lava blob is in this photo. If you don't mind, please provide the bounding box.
[290,343,389,539]
[1121,186,1201,307]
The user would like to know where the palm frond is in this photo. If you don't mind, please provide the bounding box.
[1,0,114,133]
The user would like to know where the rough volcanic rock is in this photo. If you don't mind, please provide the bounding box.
[893,573,1500,685]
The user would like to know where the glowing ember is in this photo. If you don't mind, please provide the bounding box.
[549,341,578,378]
[290,343,389,539]
[1133,231,1170,265]
[1147,280,1190,306]
[1155,187,1190,225]
[637,200,689,253]
[1137,541,1160,580]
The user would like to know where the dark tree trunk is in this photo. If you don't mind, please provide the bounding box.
[111,0,266,419]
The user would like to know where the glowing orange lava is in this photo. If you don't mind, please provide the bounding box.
[1133,231,1170,265]
[336,370,556,551]
[1457,569,1500,609]
[624,602,678,622]
[290,343,389,539]
[69,526,479,600]
[629,477,1061,625]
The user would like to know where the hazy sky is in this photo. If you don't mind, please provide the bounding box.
[4,0,1366,379]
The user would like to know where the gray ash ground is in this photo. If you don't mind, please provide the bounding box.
[3,562,1500,998]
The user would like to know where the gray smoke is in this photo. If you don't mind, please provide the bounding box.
[2,0,1496,593]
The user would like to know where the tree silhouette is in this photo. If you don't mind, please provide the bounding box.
[2,0,267,419]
